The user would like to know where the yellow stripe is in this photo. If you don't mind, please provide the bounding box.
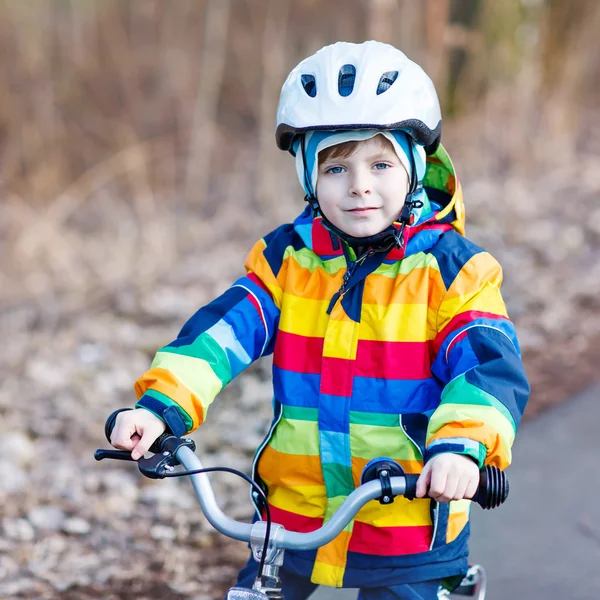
[355,496,432,527]
[279,295,335,337]
[311,560,345,587]
[442,252,503,301]
[151,351,223,408]
[360,303,434,342]
[322,313,359,360]
[440,286,508,326]
[265,483,327,518]
[428,404,514,469]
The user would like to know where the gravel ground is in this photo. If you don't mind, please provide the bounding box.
[1,145,599,598]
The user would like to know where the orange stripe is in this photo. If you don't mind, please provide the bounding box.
[257,445,324,488]
[244,240,283,308]
[363,269,444,307]
[283,255,344,300]
[315,530,352,568]
[134,368,203,429]
[447,510,469,543]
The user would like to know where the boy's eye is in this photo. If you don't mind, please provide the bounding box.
[326,166,345,174]
[373,162,389,170]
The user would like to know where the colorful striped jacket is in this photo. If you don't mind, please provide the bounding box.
[134,145,530,588]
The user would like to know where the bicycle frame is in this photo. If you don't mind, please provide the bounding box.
[174,446,487,600]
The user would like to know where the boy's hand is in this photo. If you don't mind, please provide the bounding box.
[110,408,167,461]
[416,453,479,503]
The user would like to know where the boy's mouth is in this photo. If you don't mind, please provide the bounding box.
[347,207,378,213]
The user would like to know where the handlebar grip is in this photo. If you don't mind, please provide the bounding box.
[404,466,508,510]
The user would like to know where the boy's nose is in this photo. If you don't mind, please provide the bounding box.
[349,173,372,196]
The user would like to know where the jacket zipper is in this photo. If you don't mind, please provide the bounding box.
[250,404,283,516]
[399,414,438,549]
[327,248,377,314]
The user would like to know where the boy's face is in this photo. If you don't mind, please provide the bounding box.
[316,136,409,239]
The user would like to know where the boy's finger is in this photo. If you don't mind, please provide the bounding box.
[130,428,160,461]
[110,423,136,450]
[428,468,448,501]
[465,476,479,500]
[415,466,431,498]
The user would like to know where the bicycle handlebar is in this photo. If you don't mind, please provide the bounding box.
[96,410,509,552]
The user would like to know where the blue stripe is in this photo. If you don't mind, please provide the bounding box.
[263,224,305,277]
[427,230,484,289]
[318,393,350,434]
[273,368,320,409]
[320,430,351,467]
[445,334,479,380]
[404,227,445,257]
[464,327,530,428]
[205,318,252,379]
[350,377,442,413]
[432,317,517,384]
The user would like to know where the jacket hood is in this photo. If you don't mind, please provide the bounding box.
[293,143,465,261]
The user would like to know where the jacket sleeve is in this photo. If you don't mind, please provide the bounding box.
[427,251,530,469]
[133,238,282,436]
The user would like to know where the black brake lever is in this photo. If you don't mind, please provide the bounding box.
[94,435,196,479]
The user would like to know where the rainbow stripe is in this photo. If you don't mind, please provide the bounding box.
[135,145,529,587]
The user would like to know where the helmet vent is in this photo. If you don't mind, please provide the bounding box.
[376,71,399,95]
[338,64,356,97]
[301,74,317,98]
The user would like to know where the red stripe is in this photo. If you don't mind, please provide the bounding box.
[348,521,432,556]
[355,340,431,380]
[246,292,266,329]
[247,272,272,297]
[320,356,354,397]
[274,331,323,373]
[433,310,508,356]
[312,218,344,256]
[263,504,324,533]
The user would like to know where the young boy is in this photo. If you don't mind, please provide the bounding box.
[110,41,529,599]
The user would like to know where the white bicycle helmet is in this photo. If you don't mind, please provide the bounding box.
[276,40,442,154]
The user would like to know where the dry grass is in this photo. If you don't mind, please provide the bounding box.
[1,0,599,401]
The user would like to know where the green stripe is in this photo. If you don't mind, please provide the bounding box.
[350,411,398,427]
[136,389,194,431]
[322,463,355,499]
[374,252,440,278]
[424,144,454,190]
[284,246,346,274]
[282,405,318,422]
[324,495,354,532]
[350,423,421,461]
[160,333,232,387]
[270,417,319,455]
[440,374,517,433]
